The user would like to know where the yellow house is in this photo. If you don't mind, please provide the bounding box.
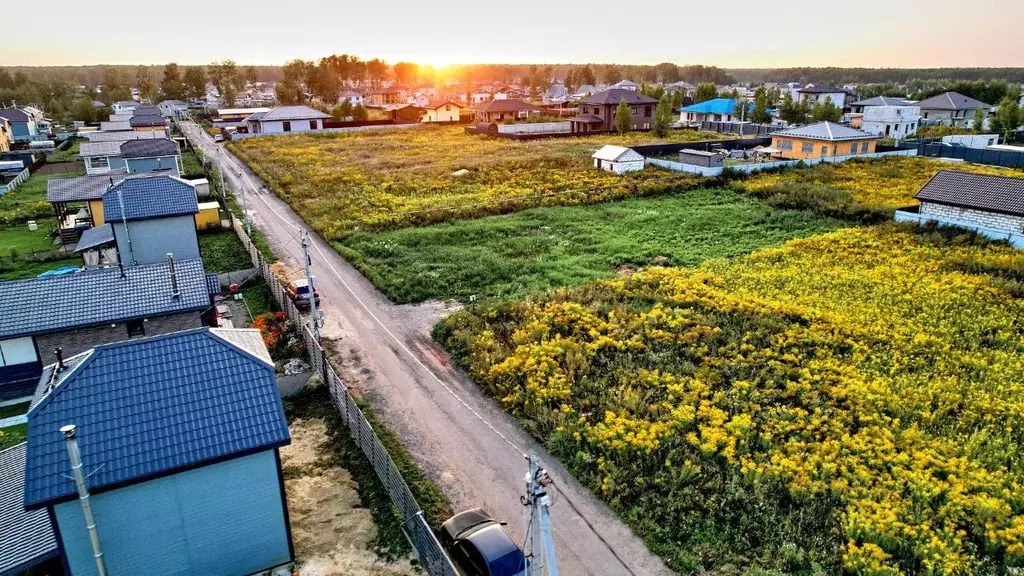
[421,100,462,123]
[0,117,10,152]
[770,121,880,160]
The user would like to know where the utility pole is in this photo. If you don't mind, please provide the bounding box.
[300,230,320,343]
[523,455,559,576]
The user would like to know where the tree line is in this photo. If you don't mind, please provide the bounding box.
[731,67,1024,85]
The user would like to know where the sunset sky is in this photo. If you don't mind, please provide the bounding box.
[4,0,1022,68]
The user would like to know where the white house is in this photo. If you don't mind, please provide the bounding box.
[111,100,139,114]
[612,80,639,91]
[339,90,364,105]
[592,145,644,175]
[861,105,921,139]
[246,106,331,134]
[470,92,491,104]
[797,85,848,108]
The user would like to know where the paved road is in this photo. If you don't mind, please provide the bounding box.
[182,122,670,576]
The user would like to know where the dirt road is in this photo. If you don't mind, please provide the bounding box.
[182,122,670,576]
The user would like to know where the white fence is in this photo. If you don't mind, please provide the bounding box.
[647,148,918,177]
[497,121,572,135]
[0,167,31,196]
[230,123,421,140]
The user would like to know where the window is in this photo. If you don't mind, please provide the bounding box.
[0,337,37,366]
[780,139,793,151]
[90,156,109,169]
[644,106,652,118]
[127,319,145,337]
[309,120,318,130]
[923,112,928,119]
[821,146,828,158]
[283,121,291,132]
[445,104,451,111]
[801,142,813,154]
[850,143,858,155]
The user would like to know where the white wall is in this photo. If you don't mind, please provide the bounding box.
[862,106,921,138]
[257,118,323,134]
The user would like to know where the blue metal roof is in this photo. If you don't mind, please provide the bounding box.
[0,258,210,340]
[0,443,58,576]
[73,223,115,253]
[102,175,198,222]
[678,98,753,115]
[206,273,221,295]
[23,328,288,509]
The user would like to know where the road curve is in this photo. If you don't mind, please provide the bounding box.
[182,122,671,576]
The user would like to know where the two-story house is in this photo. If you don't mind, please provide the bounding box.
[570,88,659,134]
[797,85,850,109]
[21,328,293,576]
[0,108,39,143]
[915,92,992,128]
[129,114,167,132]
[111,100,139,114]
[422,100,462,122]
[80,138,181,175]
[102,175,201,266]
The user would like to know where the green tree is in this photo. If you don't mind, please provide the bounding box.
[972,106,988,132]
[765,86,781,107]
[245,66,258,87]
[811,99,842,122]
[990,97,1020,140]
[352,103,369,121]
[653,94,673,137]
[136,66,155,101]
[70,98,97,123]
[100,68,131,104]
[749,90,772,124]
[778,92,810,125]
[694,82,717,103]
[602,66,622,85]
[577,65,596,87]
[614,98,631,135]
[182,66,205,101]
[655,62,680,83]
[160,63,183,101]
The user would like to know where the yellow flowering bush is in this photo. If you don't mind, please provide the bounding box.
[437,224,1024,574]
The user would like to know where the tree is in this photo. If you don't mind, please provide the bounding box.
[136,66,155,101]
[694,83,717,104]
[972,106,988,132]
[765,86,781,107]
[70,98,97,123]
[336,99,353,119]
[308,59,340,103]
[601,66,622,85]
[276,59,308,105]
[749,91,772,124]
[990,97,1021,140]
[352,103,369,121]
[653,94,673,137]
[778,92,811,125]
[393,62,418,86]
[160,63,183,101]
[655,62,680,84]
[245,66,258,87]
[614,99,631,135]
[577,65,596,87]
[182,66,206,101]
[366,59,389,88]
[811,99,842,122]
[100,68,131,104]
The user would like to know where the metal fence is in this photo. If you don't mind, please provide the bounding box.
[917,142,1024,168]
[0,167,30,196]
[228,215,458,576]
[700,121,781,136]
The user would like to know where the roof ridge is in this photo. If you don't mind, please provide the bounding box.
[206,328,276,370]
[28,348,97,417]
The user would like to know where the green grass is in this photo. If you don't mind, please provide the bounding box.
[198,229,254,273]
[225,192,277,262]
[0,402,30,420]
[0,223,60,255]
[48,140,81,163]
[181,149,205,178]
[239,279,280,320]
[337,188,849,303]
[0,169,84,227]
[0,257,82,281]
[0,423,27,450]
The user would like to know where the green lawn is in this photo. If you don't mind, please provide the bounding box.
[0,169,84,227]
[0,402,30,420]
[48,140,81,163]
[0,222,60,255]
[0,423,27,450]
[0,257,83,281]
[336,188,849,303]
[181,149,205,178]
[198,229,254,273]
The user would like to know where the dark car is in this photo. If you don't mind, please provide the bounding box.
[441,509,527,576]
[285,278,320,310]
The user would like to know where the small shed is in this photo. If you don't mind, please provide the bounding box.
[196,201,222,230]
[679,149,726,167]
[592,145,645,175]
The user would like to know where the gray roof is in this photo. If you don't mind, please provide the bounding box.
[129,115,166,127]
[915,91,991,111]
[74,223,115,252]
[580,89,658,106]
[99,121,132,131]
[79,140,123,158]
[851,96,912,107]
[114,100,139,107]
[0,258,209,340]
[102,175,198,221]
[108,113,133,122]
[159,100,187,107]
[0,443,58,576]
[85,130,162,143]
[120,138,179,158]
[914,170,1024,216]
[0,108,31,123]
[772,121,880,142]
[256,106,331,122]
[46,171,180,203]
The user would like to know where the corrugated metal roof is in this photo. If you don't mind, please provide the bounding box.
[46,170,180,203]
[0,258,209,340]
[678,98,752,115]
[102,175,198,222]
[99,121,132,132]
[0,108,31,123]
[79,140,123,158]
[580,89,658,106]
[258,106,331,122]
[772,121,879,142]
[914,170,1024,216]
[24,328,288,508]
[592,145,643,162]
[916,92,991,111]
[128,115,166,127]
[0,443,58,575]
[119,138,178,159]
[73,223,115,253]
[85,130,162,143]
[851,96,912,107]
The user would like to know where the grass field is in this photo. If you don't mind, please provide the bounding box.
[0,169,83,227]
[229,125,723,236]
[437,224,1024,575]
[198,229,254,273]
[0,423,27,450]
[0,402,29,420]
[338,188,848,303]
[0,222,60,255]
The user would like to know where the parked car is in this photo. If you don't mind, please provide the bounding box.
[213,133,224,142]
[441,509,526,576]
[285,278,320,310]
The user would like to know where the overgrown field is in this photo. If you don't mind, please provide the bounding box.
[437,224,1024,575]
[229,125,723,236]
[337,188,847,303]
[734,156,1023,223]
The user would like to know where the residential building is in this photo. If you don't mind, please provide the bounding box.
[111,100,140,114]
[860,105,921,139]
[664,81,696,98]
[84,129,163,143]
[0,257,214,398]
[849,96,912,114]
[158,99,188,117]
[129,114,167,132]
[246,106,331,134]
[339,90,364,105]
[544,83,570,103]
[217,107,271,123]
[80,138,181,175]
[0,443,60,576]
[409,93,430,108]
[422,100,462,122]
[470,92,492,105]
[612,80,639,91]
[102,175,201,266]
[915,91,992,128]
[99,121,132,132]
[677,98,753,126]
[770,121,880,159]
[0,116,10,152]
[0,108,39,142]
[472,99,543,123]
[894,171,1024,247]
[22,328,293,576]
[797,85,849,108]
[367,89,404,106]
[592,145,645,174]
[570,88,658,133]
[108,113,134,123]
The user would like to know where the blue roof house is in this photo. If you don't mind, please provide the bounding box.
[102,175,200,266]
[23,328,293,576]
[0,258,215,400]
[0,108,39,143]
[80,138,180,176]
[678,98,754,127]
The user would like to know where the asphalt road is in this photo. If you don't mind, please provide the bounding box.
[182,122,671,576]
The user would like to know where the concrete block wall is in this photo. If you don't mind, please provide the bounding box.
[920,202,1024,234]
[35,312,202,365]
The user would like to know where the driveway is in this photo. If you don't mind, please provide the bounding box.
[181,122,670,576]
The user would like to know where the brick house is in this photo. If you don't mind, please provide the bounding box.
[0,258,217,399]
[569,88,658,134]
[894,170,1024,248]
[472,99,542,123]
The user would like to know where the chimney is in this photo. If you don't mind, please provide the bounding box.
[61,425,109,576]
[54,347,64,372]
[167,253,180,298]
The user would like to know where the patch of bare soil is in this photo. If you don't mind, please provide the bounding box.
[282,418,415,576]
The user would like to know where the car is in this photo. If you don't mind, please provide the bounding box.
[441,509,527,576]
[213,133,224,143]
[285,278,320,310]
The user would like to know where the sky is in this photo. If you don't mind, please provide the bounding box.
[3,0,1023,68]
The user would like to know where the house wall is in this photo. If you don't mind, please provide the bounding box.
[113,215,200,266]
[0,120,10,152]
[919,202,1024,234]
[919,108,978,128]
[8,120,37,141]
[595,159,644,174]
[580,103,654,132]
[771,136,877,160]
[257,119,322,134]
[53,450,291,576]
[33,312,201,366]
[85,156,127,176]
[861,106,920,138]
[132,125,166,133]
[125,155,181,173]
[800,92,846,108]
[89,199,106,226]
[422,105,460,122]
